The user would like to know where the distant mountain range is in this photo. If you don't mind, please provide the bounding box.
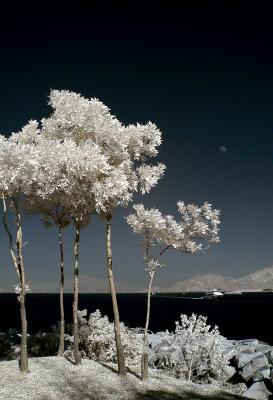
[160,265,273,292]
[1,265,273,293]
[0,274,143,293]
[37,274,145,293]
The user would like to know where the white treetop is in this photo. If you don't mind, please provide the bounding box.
[31,138,110,224]
[9,120,41,144]
[41,90,163,163]
[123,121,163,160]
[39,89,166,215]
[126,201,220,272]
[0,89,166,231]
[41,90,126,164]
[0,134,41,198]
[137,163,166,194]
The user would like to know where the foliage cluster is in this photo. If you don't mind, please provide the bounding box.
[149,313,229,382]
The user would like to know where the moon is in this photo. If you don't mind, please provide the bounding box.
[219,145,227,153]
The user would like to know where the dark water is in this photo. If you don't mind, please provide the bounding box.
[1,292,273,344]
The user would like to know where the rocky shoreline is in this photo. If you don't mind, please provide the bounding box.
[150,334,273,400]
[225,338,273,399]
[2,326,273,399]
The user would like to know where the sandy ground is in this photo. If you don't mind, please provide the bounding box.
[0,356,248,400]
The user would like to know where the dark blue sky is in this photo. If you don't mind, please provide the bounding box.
[1,5,273,291]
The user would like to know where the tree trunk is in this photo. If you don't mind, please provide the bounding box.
[188,356,193,381]
[16,208,29,373]
[57,225,65,356]
[19,284,28,372]
[106,213,126,376]
[141,271,155,380]
[73,223,81,365]
[2,195,29,372]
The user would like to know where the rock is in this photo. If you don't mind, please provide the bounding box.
[239,353,270,382]
[149,334,171,350]
[155,331,169,337]
[252,368,271,382]
[235,352,268,368]
[243,382,269,399]
[223,345,237,360]
[236,352,259,368]
[153,339,172,352]
[226,339,236,345]
[222,365,236,380]
[235,344,272,357]
[237,347,255,355]
[236,339,260,346]
[253,345,272,354]
[265,348,273,363]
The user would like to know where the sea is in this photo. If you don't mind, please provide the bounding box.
[1,292,273,344]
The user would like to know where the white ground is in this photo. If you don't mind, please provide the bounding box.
[0,357,248,400]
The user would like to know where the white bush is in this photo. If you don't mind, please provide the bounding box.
[76,309,143,368]
[66,310,230,381]
[149,313,230,382]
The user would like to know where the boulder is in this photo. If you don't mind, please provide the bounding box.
[265,348,273,363]
[253,345,272,354]
[252,368,271,382]
[225,339,236,345]
[223,345,237,360]
[149,334,171,351]
[243,381,269,399]
[235,345,271,357]
[239,353,270,382]
[235,352,259,368]
[235,350,270,369]
[237,347,255,355]
[222,365,236,380]
[236,339,260,346]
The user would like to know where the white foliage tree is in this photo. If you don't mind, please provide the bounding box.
[90,159,165,376]
[33,137,110,365]
[93,150,165,377]
[12,127,71,358]
[40,89,166,375]
[126,202,221,380]
[0,125,41,372]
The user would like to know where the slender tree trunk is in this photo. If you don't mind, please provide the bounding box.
[16,207,29,373]
[73,223,81,365]
[141,244,170,380]
[188,356,193,381]
[57,225,65,356]
[141,271,155,380]
[2,195,29,372]
[106,213,126,376]
[19,281,28,372]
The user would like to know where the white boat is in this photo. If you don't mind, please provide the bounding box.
[203,288,224,299]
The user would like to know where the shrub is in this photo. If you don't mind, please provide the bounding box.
[70,309,143,368]
[149,313,230,382]
[0,325,69,360]
[28,325,63,357]
[0,329,20,361]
